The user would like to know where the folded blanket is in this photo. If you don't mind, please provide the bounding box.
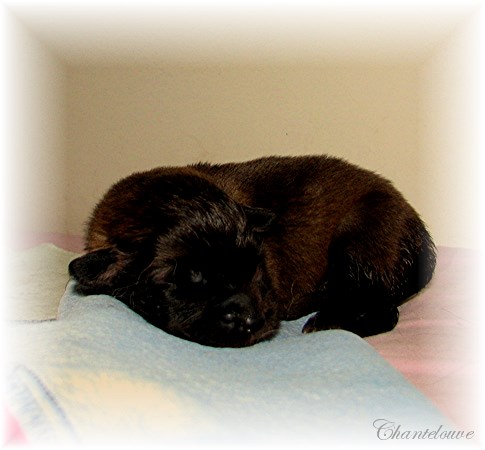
[6,244,78,321]
[6,245,452,446]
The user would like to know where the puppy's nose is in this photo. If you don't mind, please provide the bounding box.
[219,294,265,335]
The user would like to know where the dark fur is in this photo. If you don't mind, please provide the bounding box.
[69,155,436,347]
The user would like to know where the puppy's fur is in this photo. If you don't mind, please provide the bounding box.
[69,155,436,347]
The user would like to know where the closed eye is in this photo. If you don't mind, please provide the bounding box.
[189,269,206,284]
[225,282,236,291]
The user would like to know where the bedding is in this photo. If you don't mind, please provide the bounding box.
[4,242,479,445]
[367,246,480,431]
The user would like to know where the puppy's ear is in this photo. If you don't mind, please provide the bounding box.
[69,248,130,292]
[244,206,276,233]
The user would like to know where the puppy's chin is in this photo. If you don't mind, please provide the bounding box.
[171,322,279,348]
[192,332,278,348]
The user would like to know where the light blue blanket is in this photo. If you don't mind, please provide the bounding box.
[7,279,451,446]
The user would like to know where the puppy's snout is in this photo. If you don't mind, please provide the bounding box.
[219,294,265,335]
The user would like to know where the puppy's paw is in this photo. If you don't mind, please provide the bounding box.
[302,314,319,334]
[302,312,340,334]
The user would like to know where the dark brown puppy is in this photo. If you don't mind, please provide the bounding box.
[69,155,436,347]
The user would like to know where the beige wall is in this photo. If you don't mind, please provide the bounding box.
[5,15,67,236]
[66,64,421,236]
[6,12,482,249]
[418,14,482,249]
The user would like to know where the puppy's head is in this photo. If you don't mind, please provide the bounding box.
[69,170,278,347]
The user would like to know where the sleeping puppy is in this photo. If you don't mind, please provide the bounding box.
[69,155,436,347]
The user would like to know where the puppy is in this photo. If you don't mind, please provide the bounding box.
[69,155,436,347]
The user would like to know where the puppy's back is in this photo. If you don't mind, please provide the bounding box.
[193,155,397,217]
[194,155,435,321]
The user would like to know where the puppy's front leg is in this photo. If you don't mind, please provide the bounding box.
[302,305,399,338]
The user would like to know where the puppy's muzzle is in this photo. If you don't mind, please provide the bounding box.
[218,294,265,336]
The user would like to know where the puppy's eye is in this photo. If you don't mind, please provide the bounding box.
[225,282,236,291]
[189,269,205,284]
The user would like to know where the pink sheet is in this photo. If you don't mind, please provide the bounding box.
[4,410,28,446]
[366,246,480,431]
[9,233,481,432]
[12,232,85,253]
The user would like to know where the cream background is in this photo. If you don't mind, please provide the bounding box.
[3,3,483,248]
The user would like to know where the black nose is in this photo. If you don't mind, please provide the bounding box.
[218,294,265,335]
